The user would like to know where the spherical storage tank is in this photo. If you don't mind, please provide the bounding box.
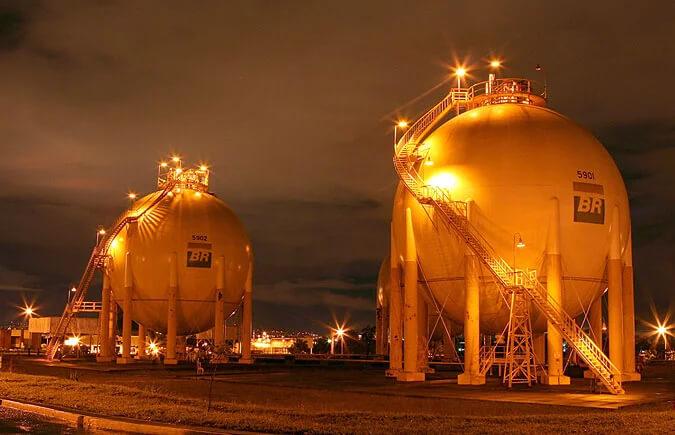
[107,161,252,335]
[392,100,630,333]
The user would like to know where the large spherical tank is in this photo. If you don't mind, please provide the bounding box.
[107,188,252,335]
[393,103,630,333]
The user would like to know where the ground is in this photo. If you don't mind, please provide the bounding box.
[0,357,673,434]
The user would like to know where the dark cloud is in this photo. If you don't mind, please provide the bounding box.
[0,0,673,329]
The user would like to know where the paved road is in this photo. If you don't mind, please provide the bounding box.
[0,407,82,434]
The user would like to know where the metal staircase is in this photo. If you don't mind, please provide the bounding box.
[46,181,178,360]
[392,79,624,394]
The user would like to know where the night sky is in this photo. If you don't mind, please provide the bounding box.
[0,1,673,333]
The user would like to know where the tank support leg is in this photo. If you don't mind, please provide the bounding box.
[97,267,113,362]
[458,250,485,385]
[397,208,425,382]
[136,324,146,359]
[386,222,403,377]
[239,263,253,364]
[165,252,178,365]
[214,256,226,348]
[541,197,570,385]
[118,251,134,364]
[109,302,118,358]
[607,205,624,381]
[622,235,640,381]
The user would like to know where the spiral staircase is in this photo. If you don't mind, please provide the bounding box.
[393,79,624,394]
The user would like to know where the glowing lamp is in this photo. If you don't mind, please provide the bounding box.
[199,165,208,171]
[64,336,80,347]
[489,59,502,69]
[128,192,137,200]
[172,156,180,162]
[160,162,168,168]
[455,67,466,78]
[397,120,409,128]
[98,229,106,235]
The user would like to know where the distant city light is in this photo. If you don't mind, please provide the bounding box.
[64,336,80,347]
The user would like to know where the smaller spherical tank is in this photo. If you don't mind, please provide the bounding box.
[107,188,252,335]
[376,257,390,315]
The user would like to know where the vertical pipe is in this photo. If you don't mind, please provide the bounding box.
[607,205,624,378]
[118,251,133,364]
[165,252,178,365]
[622,235,639,381]
[589,295,603,349]
[240,262,253,364]
[97,267,112,362]
[375,304,384,355]
[388,222,403,375]
[214,256,226,348]
[417,298,429,371]
[542,197,570,385]
[398,207,424,381]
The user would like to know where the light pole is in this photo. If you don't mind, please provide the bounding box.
[453,67,467,114]
[20,305,35,353]
[535,64,547,99]
[67,286,77,305]
[393,120,408,148]
[336,328,345,354]
[513,233,525,283]
[656,325,668,353]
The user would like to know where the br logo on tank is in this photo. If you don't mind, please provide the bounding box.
[187,242,213,268]
[573,181,605,224]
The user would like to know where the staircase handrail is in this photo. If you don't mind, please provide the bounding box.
[391,84,623,394]
[46,181,178,359]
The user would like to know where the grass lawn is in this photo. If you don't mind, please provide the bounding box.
[1,372,674,434]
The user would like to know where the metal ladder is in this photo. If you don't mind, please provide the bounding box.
[392,91,624,394]
[46,181,178,360]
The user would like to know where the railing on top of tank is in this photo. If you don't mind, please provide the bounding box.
[464,78,546,109]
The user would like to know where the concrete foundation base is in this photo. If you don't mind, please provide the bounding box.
[385,369,401,378]
[116,357,134,365]
[396,371,425,382]
[622,372,641,382]
[163,358,178,365]
[421,366,436,374]
[540,374,571,385]
[457,373,486,385]
[238,358,254,365]
[96,356,114,363]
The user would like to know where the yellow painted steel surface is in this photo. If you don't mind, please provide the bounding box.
[392,103,630,333]
[107,189,251,334]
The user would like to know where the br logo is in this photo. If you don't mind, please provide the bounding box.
[574,195,605,224]
[187,249,212,268]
